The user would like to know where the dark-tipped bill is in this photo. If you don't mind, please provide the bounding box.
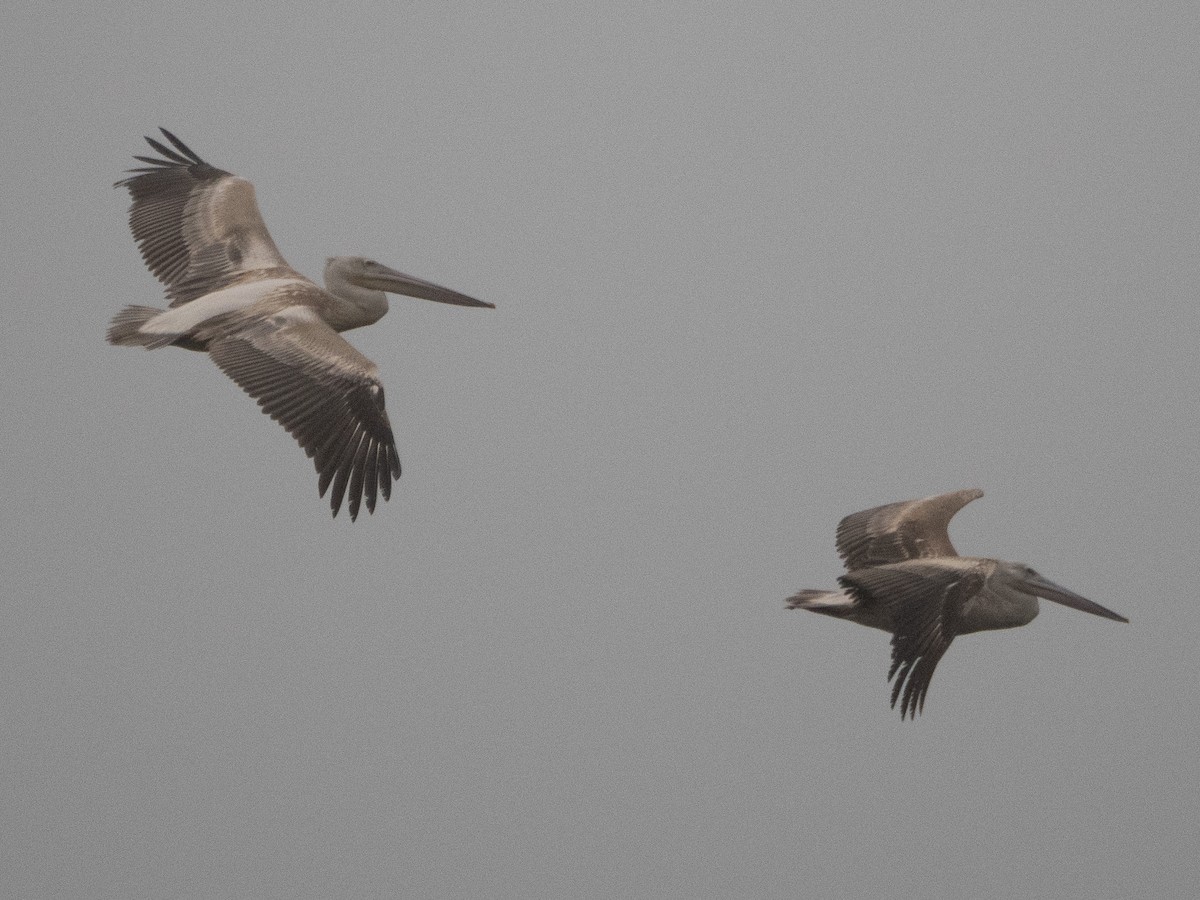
[366,264,494,308]
[1020,573,1129,623]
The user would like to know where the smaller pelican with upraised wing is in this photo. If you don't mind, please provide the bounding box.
[786,489,1128,719]
[109,129,493,519]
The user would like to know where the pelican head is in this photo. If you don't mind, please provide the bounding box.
[325,256,494,308]
[1004,562,1129,623]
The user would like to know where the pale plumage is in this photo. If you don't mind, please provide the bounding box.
[787,489,1128,719]
[109,129,493,519]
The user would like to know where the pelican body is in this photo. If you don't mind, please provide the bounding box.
[787,489,1128,719]
[108,129,493,519]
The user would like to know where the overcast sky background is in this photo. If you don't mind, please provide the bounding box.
[3,4,1198,898]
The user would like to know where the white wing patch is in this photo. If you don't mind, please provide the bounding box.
[139,278,300,336]
[269,305,321,327]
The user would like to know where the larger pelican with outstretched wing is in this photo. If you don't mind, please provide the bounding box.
[109,129,493,519]
[787,489,1128,719]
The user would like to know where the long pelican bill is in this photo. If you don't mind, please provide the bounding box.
[112,130,497,519]
[361,263,495,308]
[1019,573,1129,623]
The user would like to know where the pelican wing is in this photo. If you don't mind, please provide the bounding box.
[835,488,984,571]
[207,309,401,520]
[118,129,296,306]
[840,560,985,719]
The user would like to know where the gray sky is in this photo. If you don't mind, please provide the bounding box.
[3,3,1198,898]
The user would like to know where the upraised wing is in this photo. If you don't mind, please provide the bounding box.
[835,488,984,571]
[207,307,401,520]
[117,128,297,306]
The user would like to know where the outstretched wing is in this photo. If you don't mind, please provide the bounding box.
[835,488,984,571]
[207,307,402,520]
[840,560,986,719]
[117,128,297,306]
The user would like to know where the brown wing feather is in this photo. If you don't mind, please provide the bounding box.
[117,128,294,306]
[835,488,984,571]
[840,560,986,719]
[207,313,401,520]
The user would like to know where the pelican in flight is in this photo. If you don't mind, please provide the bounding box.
[786,489,1128,719]
[108,129,493,519]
